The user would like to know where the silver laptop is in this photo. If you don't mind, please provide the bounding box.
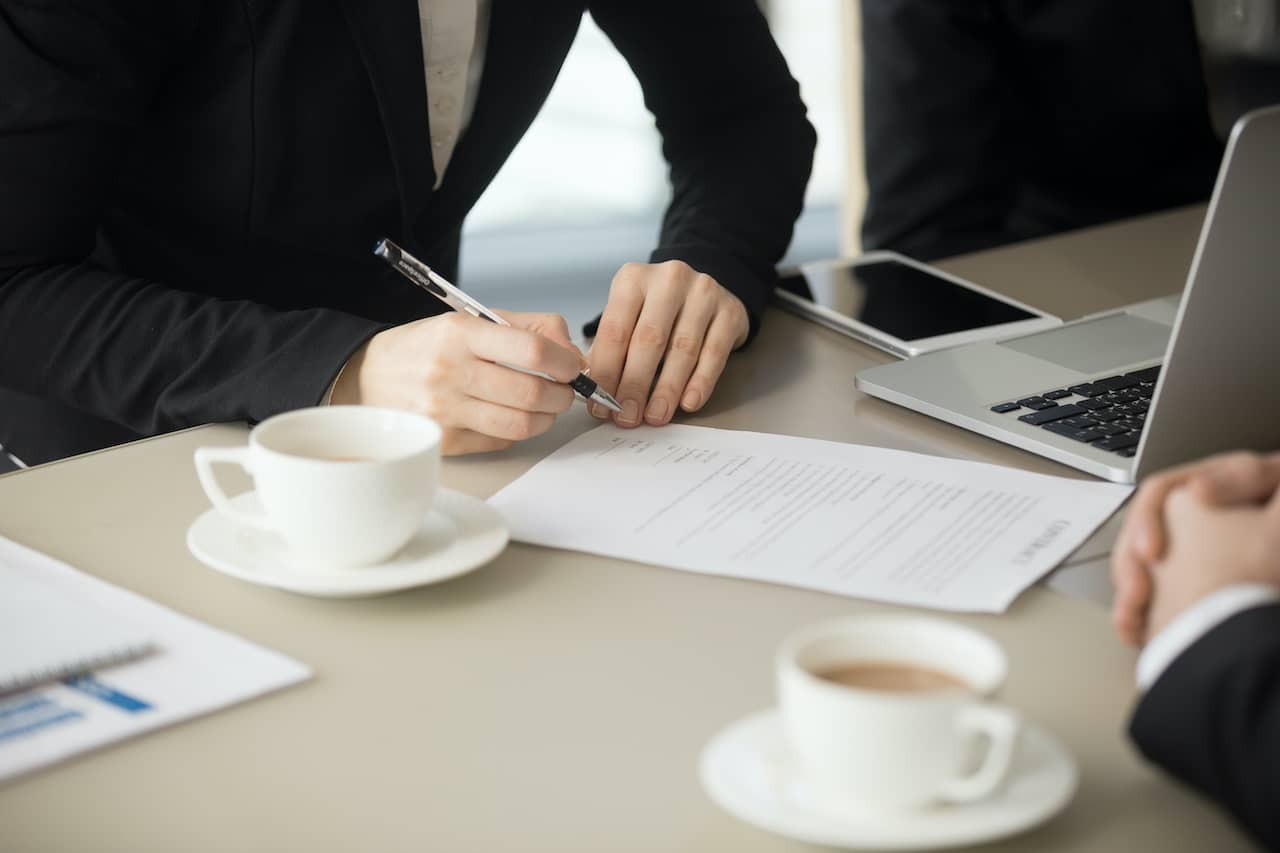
[855,105,1280,484]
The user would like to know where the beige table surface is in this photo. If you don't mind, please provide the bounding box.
[0,206,1256,852]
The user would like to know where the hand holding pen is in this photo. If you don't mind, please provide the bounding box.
[328,240,615,455]
[374,239,621,413]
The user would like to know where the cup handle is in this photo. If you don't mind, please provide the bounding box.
[193,446,273,531]
[938,704,1022,804]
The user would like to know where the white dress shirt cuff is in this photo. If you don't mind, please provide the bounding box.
[322,362,349,406]
[1136,584,1280,691]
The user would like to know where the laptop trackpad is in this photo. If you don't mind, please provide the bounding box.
[999,313,1171,374]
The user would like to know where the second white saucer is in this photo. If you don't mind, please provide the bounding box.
[187,488,508,597]
[700,708,1078,851]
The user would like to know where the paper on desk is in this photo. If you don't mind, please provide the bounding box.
[489,425,1132,613]
[0,535,310,784]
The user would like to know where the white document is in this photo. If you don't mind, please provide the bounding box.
[0,536,310,783]
[1,559,155,695]
[489,425,1132,612]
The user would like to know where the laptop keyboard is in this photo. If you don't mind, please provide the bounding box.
[989,366,1160,459]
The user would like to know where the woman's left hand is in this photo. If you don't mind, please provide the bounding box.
[586,260,749,428]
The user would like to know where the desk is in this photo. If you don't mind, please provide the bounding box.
[0,207,1256,852]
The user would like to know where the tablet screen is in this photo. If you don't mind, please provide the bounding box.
[782,259,1036,341]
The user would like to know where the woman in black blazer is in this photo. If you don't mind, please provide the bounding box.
[0,1,815,463]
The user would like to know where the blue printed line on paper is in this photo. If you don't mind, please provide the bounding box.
[0,696,56,721]
[63,676,153,714]
[0,698,84,743]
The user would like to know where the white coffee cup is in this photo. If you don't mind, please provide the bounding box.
[194,407,442,569]
[777,615,1021,813]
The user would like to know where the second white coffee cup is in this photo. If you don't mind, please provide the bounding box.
[777,615,1021,813]
[194,406,442,569]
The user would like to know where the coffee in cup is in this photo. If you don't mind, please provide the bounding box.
[813,661,971,693]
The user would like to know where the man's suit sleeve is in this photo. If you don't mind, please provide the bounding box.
[588,1,816,338]
[0,2,384,438]
[1129,603,1280,850]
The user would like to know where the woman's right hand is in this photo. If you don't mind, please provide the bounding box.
[332,311,587,455]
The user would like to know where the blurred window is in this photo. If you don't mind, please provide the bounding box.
[462,6,846,331]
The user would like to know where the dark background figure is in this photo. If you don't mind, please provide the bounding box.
[859,0,1280,263]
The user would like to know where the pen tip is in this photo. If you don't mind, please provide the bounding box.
[596,389,623,413]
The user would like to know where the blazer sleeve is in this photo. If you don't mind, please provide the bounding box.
[587,0,816,338]
[1129,603,1280,850]
[0,2,384,437]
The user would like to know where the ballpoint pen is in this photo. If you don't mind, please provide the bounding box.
[374,238,623,414]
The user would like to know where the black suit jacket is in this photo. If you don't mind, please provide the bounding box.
[0,1,814,464]
[1130,603,1280,850]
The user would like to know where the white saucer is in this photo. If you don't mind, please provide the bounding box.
[700,709,1077,850]
[187,488,509,597]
